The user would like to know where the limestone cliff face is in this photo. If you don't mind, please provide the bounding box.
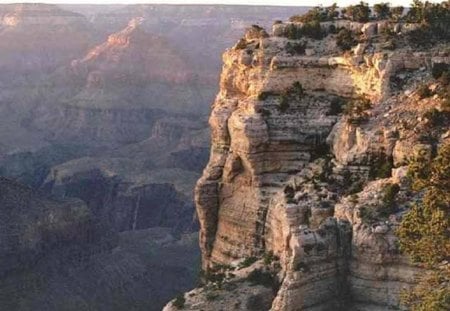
[167,21,450,310]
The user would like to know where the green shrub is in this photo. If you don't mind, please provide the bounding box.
[202,268,226,285]
[373,2,391,20]
[328,24,337,34]
[301,20,324,39]
[432,63,450,79]
[258,91,273,101]
[289,4,338,23]
[359,206,377,224]
[390,6,404,21]
[294,261,310,272]
[285,41,306,55]
[344,97,372,124]
[263,251,279,265]
[347,180,364,195]
[285,23,322,40]
[235,38,247,50]
[406,26,436,47]
[239,256,258,269]
[439,71,450,86]
[406,0,450,33]
[277,82,304,113]
[423,108,448,127]
[341,1,371,22]
[246,294,268,311]
[380,183,400,217]
[173,294,186,309]
[246,269,275,288]
[417,84,432,99]
[397,143,450,310]
[369,153,393,179]
[328,97,344,115]
[278,95,289,112]
[336,28,357,51]
[205,292,219,301]
[285,23,302,40]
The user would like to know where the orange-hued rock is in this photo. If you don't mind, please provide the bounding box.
[168,20,450,310]
[72,18,192,86]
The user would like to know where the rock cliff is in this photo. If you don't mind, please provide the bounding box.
[165,20,450,310]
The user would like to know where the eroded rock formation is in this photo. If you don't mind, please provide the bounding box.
[165,20,450,310]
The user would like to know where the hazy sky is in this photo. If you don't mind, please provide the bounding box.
[1,0,439,7]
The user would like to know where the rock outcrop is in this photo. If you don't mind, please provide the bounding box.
[166,20,450,310]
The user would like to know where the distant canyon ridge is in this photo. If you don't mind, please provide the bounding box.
[0,3,304,311]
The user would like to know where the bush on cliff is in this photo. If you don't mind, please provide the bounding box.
[390,6,404,21]
[336,28,357,51]
[285,41,306,55]
[238,256,258,269]
[380,183,400,217]
[344,97,372,124]
[173,294,185,309]
[341,1,371,23]
[417,83,432,99]
[284,22,324,40]
[397,143,450,310]
[405,1,450,44]
[246,269,278,290]
[373,2,391,20]
[289,3,339,23]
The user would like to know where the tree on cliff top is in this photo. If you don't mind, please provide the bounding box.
[289,3,338,23]
[373,2,391,20]
[341,2,371,22]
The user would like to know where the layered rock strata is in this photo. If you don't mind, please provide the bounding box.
[167,21,450,310]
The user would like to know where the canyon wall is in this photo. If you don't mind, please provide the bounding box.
[166,20,450,310]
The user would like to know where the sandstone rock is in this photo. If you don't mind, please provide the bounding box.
[170,19,448,311]
[362,22,377,38]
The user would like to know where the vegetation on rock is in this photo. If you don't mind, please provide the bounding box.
[336,28,357,51]
[173,294,186,309]
[397,143,450,310]
[341,1,371,22]
[344,97,372,124]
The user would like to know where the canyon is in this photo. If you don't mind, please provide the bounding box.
[164,15,450,311]
[0,3,298,311]
[2,3,448,311]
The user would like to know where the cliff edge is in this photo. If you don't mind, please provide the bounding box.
[165,13,450,311]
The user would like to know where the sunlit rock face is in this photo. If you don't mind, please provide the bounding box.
[168,20,450,311]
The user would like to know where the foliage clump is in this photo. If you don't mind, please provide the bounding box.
[277,81,305,113]
[369,151,393,180]
[341,1,371,23]
[390,6,405,21]
[238,256,258,269]
[173,294,186,309]
[397,143,450,310]
[423,108,448,127]
[246,269,276,289]
[284,22,324,40]
[289,4,339,23]
[417,83,432,99]
[380,183,400,217]
[336,28,357,51]
[404,1,450,46]
[344,97,372,124]
[263,251,279,266]
[285,41,306,55]
[373,2,391,20]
